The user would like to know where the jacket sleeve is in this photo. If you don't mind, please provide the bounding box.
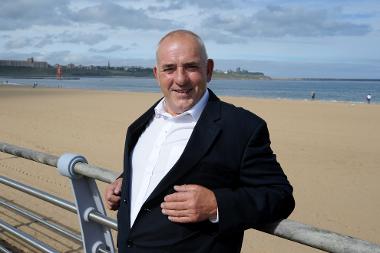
[213,121,295,234]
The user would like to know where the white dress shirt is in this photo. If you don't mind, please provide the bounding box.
[130,90,209,226]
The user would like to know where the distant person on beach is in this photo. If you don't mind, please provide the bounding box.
[33,82,38,88]
[367,93,372,104]
[311,91,316,100]
[104,29,295,253]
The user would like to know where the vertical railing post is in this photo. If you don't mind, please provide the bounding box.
[57,153,115,253]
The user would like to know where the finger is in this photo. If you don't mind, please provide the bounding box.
[107,202,118,210]
[164,191,189,202]
[162,209,193,218]
[114,178,123,194]
[167,216,194,223]
[107,197,121,209]
[107,203,120,211]
[105,186,113,199]
[173,184,199,192]
[106,202,115,210]
[113,186,121,195]
[105,188,115,200]
[107,198,120,207]
[109,194,121,202]
[161,201,188,210]
[106,200,116,210]
[105,183,117,198]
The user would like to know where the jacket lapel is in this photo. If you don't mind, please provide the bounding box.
[126,103,157,152]
[145,90,222,205]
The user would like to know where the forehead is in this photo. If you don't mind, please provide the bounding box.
[157,35,203,64]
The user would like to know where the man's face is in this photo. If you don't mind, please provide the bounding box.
[153,35,213,116]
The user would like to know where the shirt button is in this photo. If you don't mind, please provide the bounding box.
[123,199,128,204]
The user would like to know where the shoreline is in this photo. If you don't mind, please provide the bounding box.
[1,83,378,105]
[1,74,380,81]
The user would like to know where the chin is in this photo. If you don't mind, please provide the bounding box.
[175,102,194,113]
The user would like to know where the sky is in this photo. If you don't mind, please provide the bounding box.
[1,0,380,78]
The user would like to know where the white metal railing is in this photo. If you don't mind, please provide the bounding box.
[0,197,82,242]
[0,176,113,253]
[0,220,59,253]
[1,141,380,253]
[0,177,117,231]
[0,141,115,253]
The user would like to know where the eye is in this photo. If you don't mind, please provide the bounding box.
[162,65,175,73]
[185,64,199,71]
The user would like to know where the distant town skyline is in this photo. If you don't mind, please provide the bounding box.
[1,0,379,78]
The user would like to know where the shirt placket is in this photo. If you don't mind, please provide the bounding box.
[131,119,173,223]
[144,120,173,198]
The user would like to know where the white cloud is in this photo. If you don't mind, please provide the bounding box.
[0,1,177,31]
[71,2,176,30]
[57,32,107,45]
[201,5,372,42]
[4,32,108,50]
[89,45,128,53]
[150,0,236,11]
[0,0,379,78]
[4,39,30,50]
[0,0,71,30]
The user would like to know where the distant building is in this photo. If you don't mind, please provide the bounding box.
[0,57,49,68]
[67,63,75,69]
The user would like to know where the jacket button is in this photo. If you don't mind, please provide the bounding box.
[123,199,128,204]
[127,240,134,248]
[143,207,151,212]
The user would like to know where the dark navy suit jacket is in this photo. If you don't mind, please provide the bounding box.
[117,89,295,253]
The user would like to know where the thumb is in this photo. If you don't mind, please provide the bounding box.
[114,179,122,194]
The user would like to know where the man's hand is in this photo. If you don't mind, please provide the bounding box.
[161,184,217,223]
[105,177,123,210]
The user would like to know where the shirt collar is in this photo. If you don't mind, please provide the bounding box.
[154,89,209,121]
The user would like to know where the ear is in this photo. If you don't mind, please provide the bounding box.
[153,66,158,80]
[206,59,214,82]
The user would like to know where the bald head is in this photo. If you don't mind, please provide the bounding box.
[156,30,208,63]
[152,29,214,116]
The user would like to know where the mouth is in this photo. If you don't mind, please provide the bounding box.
[172,88,192,94]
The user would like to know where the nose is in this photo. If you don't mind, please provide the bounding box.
[174,67,187,86]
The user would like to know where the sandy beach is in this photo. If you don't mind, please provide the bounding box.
[1,84,379,252]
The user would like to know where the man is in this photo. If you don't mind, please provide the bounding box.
[105,30,295,253]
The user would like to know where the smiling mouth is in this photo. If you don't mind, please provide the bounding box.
[173,88,192,94]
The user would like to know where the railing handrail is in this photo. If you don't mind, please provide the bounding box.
[0,142,118,183]
[257,219,380,253]
[1,141,380,253]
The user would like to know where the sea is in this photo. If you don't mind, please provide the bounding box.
[1,77,379,104]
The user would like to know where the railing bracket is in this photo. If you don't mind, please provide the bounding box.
[57,153,115,253]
